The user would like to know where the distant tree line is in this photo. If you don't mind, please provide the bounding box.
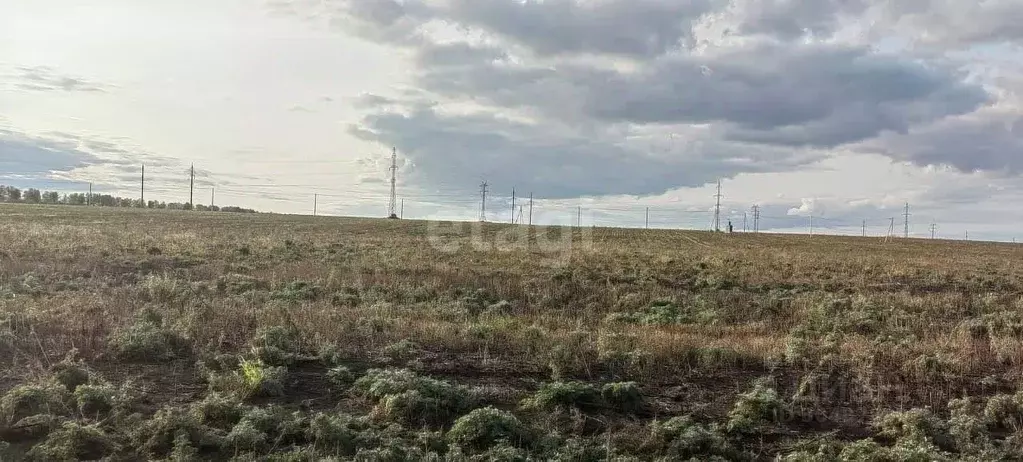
[0,185,257,213]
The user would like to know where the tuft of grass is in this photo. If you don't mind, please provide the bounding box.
[521,382,602,412]
[353,368,474,425]
[447,406,531,451]
[26,421,119,461]
[1,383,70,426]
[107,308,191,362]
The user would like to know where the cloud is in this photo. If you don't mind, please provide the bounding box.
[347,103,820,198]
[0,130,106,176]
[10,66,110,93]
[863,107,1023,173]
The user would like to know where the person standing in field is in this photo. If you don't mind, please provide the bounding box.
[728,220,733,233]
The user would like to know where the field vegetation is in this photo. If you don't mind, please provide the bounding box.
[2,203,1023,460]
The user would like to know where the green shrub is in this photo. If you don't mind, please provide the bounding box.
[647,415,736,459]
[382,339,422,363]
[353,369,474,425]
[239,359,287,398]
[522,381,601,412]
[447,407,530,451]
[73,384,117,416]
[876,408,945,440]
[307,412,361,454]
[250,325,303,366]
[726,377,786,433]
[108,309,191,362]
[49,357,90,392]
[0,383,70,425]
[26,421,118,461]
[600,382,643,413]
[6,414,65,441]
[133,406,225,457]
[327,365,356,391]
[271,281,320,302]
[191,392,245,430]
[225,417,268,452]
[217,273,268,295]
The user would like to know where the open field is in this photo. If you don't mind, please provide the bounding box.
[3,203,1023,460]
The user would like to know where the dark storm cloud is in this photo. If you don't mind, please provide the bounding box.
[417,41,988,147]
[439,0,719,57]
[864,110,1023,173]
[273,0,1023,198]
[347,104,819,199]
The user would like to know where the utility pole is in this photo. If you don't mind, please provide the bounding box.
[645,207,650,229]
[743,212,747,232]
[885,217,895,242]
[713,179,722,232]
[400,199,404,220]
[189,164,194,210]
[511,188,516,223]
[479,181,488,222]
[577,206,581,228]
[862,220,866,237]
[809,214,814,237]
[388,147,398,219]
[528,193,533,226]
[313,194,318,216]
[141,164,145,207]
[88,182,92,206]
[930,223,937,239]
[903,202,910,238]
[751,205,760,233]
[210,187,214,209]
[965,230,969,241]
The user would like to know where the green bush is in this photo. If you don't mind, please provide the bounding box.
[133,406,225,457]
[108,309,191,362]
[447,407,530,451]
[191,392,245,430]
[73,384,118,417]
[327,365,356,391]
[0,383,70,425]
[522,381,601,412]
[26,421,118,461]
[601,382,643,413]
[250,325,304,366]
[353,369,474,425]
[647,415,736,459]
[49,357,90,392]
[726,377,786,433]
[239,359,288,398]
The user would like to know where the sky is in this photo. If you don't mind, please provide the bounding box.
[2,0,1023,240]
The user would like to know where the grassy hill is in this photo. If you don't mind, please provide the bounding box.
[2,203,1023,460]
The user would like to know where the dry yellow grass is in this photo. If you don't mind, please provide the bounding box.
[3,203,1023,458]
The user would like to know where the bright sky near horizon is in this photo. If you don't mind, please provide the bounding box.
[3,0,1023,240]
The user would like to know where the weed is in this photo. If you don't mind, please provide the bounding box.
[327,365,356,391]
[601,382,643,413]
[447,406,531,451]
[1,383,70,426]
[353,369,474,425]
[26,421,119,461]
[726,377,786,433]
[522,381,601,412]
[108,308,191,362]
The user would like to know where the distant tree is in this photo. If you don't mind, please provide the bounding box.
[4,186,22,202]
[23,188,42,203]
[42,191,61,204]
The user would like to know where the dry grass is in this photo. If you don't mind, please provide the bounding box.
[3,203,1023,459]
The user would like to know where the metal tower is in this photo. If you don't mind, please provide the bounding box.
[388,147,398,219]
